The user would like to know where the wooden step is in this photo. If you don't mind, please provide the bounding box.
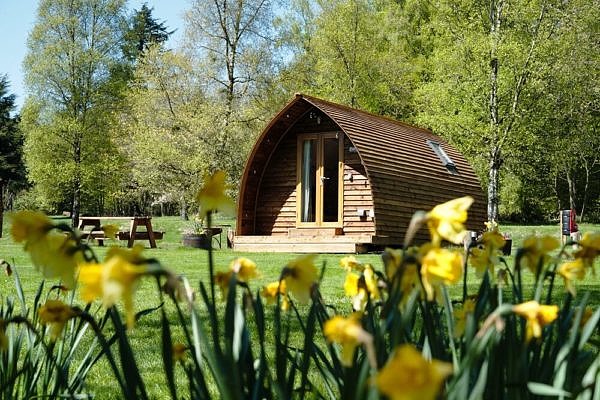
[288,227,344,237]
[233,234,374,253]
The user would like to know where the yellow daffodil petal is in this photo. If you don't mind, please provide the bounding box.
[513,301,559,341]
[283,254,318,303]
[521,236,559,274]
[376,344,453,400]
[558,259,586,296]
[363,265,380,300]
[340,256,363,272]
[10,210,53,243]
[323,314,371,367]
[421,248,463,301]
[38,300,77,341]
[427,196,473,245]
[78,262,104,303]
[343,273,360,297]
[214,271,234,300]
[574,232,600,269]
[102,224,119,239]
[196,170,236,217]
[261,280,289,311]
[229,257,258,281]
[77,254,147,329]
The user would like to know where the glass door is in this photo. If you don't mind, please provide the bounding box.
[300,137,317,223]
[297,133,343,227]
[321,136,340,223]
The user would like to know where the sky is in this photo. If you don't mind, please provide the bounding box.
[0,0,189,111]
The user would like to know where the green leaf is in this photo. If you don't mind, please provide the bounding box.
[581,353,600,398]
[579,307,600,351]
[467,360,489,400]
[160,307,177,400]
[527,382,571,397]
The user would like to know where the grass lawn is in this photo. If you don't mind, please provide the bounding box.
[1,215,599,398]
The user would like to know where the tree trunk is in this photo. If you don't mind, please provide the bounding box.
[580,158,592,221]
[0,182,4,238]
[566,168,577,212]
[488,150,501,222]
[553,173,562,212]
[487,0,503,222]
[71,140,82,228]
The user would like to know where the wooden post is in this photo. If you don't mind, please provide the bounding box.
[144,217,157,248]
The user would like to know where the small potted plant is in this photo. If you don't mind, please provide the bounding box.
[181,215,210,249]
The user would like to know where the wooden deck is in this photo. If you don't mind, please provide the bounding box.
[233,234,382,253]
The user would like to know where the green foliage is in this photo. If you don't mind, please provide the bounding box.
[117,46,209,214]
[0,75,26,237]
[122,4,174,62]
[21,0,128,221]
[2,203,599,399]
[183,0,277,184]
[0,76,23,187]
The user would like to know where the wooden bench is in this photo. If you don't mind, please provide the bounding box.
[79,216,160,248]
[117,231,165,241]
[81,230,113,246]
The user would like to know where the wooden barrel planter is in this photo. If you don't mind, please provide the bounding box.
[182,233,210,249]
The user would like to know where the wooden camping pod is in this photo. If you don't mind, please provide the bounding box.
[235,94,486,253]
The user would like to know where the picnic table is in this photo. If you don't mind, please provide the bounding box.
[78,216,160,248]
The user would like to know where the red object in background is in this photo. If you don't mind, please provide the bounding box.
[561,209,578,235]
[570,209,578,233]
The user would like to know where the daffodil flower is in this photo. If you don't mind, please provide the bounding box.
[213,257,258,299]
[512,300,559,342]
[426,196,473,246]
[282,254,318,303]
[229,257,258,282]
[382,247,420,305]
[323,313,375,367]
[214,270,233,299]
[10,210,53,242]
[453,298,476,338]
[421,248,463,301]
[196,170,236,217]
[343,264,381,311]
[78,249,148,329]
[470,231,506,277]
[339,256,364,272]
[557,258,586,296]
[520,235,559,275]
[376,344,453,400]
[38,299,78,341]
[11,211,81,288]
[261,280,289,311]
[574,232,600,270]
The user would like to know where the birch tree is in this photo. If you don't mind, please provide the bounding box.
[184,0,276,182]
[22,0,127,225]
[415,0,567,221]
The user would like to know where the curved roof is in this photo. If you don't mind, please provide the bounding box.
[238,94,487,239]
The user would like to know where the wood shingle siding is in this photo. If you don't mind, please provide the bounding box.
[235,94,486,252]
